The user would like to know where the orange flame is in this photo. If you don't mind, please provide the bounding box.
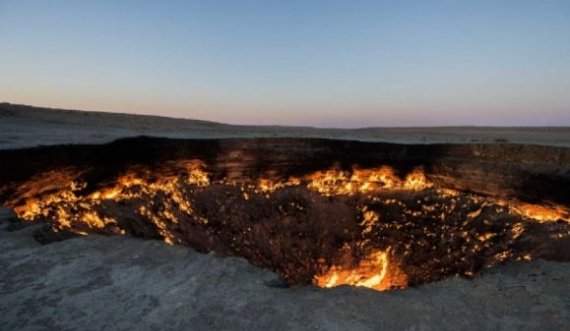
[304,166,431,196]
[510,203,570,223]
[314,247,408,291]
[3,161,568,292]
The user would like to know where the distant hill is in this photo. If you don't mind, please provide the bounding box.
[0,102,228,130]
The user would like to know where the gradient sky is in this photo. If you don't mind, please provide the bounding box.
[1,0,569,127]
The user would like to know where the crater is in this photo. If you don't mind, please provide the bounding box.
[1,137,569,291]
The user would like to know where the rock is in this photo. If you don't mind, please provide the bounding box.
[0,208,41,232]
[0,208,19,231]
[0,228,569,330]
[263,275,290,288]
[0,207,16,222]
[32,224,79,245]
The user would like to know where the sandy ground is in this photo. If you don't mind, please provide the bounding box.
[1,212,569,331]
[2,103,570,149]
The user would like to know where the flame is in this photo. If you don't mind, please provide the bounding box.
[510,203,570,223]
[305,166,431,196]
[314,247,408,291]
[257,177,301,193]
[6,161,209,240]
[2,161,569,292]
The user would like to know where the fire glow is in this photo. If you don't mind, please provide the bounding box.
[2,161,569,291]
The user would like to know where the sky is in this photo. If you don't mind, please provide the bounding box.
[1,0,569,127]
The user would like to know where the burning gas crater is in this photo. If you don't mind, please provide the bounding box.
[2,161,570,291]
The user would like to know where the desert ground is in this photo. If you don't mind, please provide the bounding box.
[2,103,570,149]
[1,103,570,331]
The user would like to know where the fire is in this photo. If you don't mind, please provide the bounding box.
[2,160,569,292]
[304,166,431,196]
[9,168,85,220]
[6,161,209,239]
[314,247,408,291]
[509,202,570,223]
[257,177,301,193]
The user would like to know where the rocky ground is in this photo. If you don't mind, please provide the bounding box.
[1,209,569,331]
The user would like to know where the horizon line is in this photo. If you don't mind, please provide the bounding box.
[2,101,569,130]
